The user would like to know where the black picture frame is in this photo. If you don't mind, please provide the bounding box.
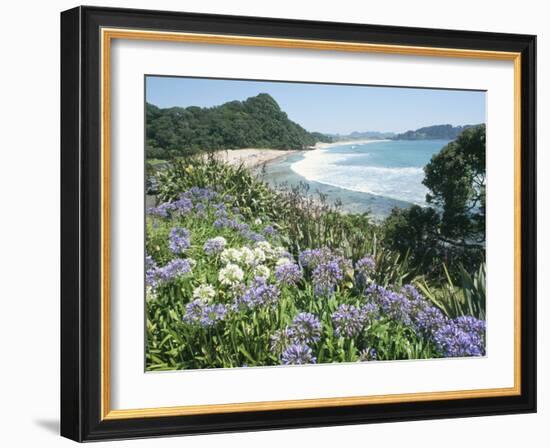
[61,5,536,442]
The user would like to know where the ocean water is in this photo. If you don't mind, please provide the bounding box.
[260,140,450,219]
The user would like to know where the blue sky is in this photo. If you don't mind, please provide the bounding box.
[146,76,486,134]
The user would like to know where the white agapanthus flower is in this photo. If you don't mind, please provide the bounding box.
[255,241,274,259]
[253,247,266,264]
[254,265,270,279]
[255,241,272,252]
[239,247,256,266]
[275,257,292,266]
[192,284,216,302]
[220,248,242,265]
[273,246,288,258]
[254,218,263,225]
[218,263,244,286]
[145,286,157,303]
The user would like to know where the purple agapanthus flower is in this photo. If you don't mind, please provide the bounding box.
[193,201,206,218]
[400,284,430,318]
[281,343,316,365]
[355,256,376,287]
[355,256,375,273]
[299,248,351,296]
[213,216,248,232]
[433,318,485,357]
[201,303,227,327]
[147,202,176,218]
[168,227,191,254]
[145,255,159,288]
[332,303,374,338]
[289,312,322,344]
[183,299,227,328]
[232,277,280,311]
[241,229,266,242]
[400,284,423,302]
[182,186,219,204]
[299,248,332,269]
[182,299,204,325]
[213,217,230,229]
[203,237,227,255]
[275,263,302,285]
[234,221,249,231]
[454,315,486,338]
[312,259,343,296]
[172,195,193,214]
[366,284,413,326]
[262,225,277,236]
[156,258,193,283]
[414,306,448,336]
[214,206,228,218]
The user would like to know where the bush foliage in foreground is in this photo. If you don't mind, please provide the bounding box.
[145,158,486,370]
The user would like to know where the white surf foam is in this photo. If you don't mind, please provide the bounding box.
[291,145,428,205]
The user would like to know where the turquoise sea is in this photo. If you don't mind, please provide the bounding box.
[260,139,451,219]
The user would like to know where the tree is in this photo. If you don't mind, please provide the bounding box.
[383,125,486,280]
[384,205,442,275]
[423,124,486,243]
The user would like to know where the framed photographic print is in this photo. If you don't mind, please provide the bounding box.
[60,6,537,442]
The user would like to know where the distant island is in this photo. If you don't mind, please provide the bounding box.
[323,125,484,143]
[327,130,396,141]
[146,93,332,159]
[392,124,479,140]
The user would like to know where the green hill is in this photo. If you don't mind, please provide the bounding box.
[393,124,480,141]
[146,94,331,159]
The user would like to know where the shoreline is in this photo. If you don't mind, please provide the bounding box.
[214,139,390,169]
[259,138,430,218]
[313,138,390,150]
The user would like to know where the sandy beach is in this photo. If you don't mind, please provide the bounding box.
[213,148,301,169]
[214,140,390,169]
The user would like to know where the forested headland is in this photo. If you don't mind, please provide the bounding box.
[146,93,332,159]
[393,124,478,141]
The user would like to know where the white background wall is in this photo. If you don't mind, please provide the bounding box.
[0,0,546,446]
